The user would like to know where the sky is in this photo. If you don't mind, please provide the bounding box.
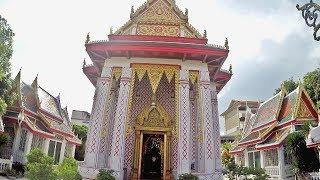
[0,0,319,133]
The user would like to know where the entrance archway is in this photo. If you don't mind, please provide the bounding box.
[131,103,172,180]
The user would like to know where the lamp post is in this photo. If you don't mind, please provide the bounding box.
[296,0,320,41]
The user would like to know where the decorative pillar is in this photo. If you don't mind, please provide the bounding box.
[278,146,285,179]
[71,144,76,158]
[210,82,223,178]
[83,66,112,168]
[59,139,67,163]
[108,67,132,179]
[43,138,50,155]
[177,68,192,175]
[198,68,215,175]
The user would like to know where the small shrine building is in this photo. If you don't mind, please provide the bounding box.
[230,84,319,179]
[0,70,81,167]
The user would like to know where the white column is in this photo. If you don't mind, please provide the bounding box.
[12,126,22,162]
[278,146,285,179]
[177,68,192,175]
[210,82,223,178]
[71,144,76,158]
[260,150,265,169]
[43,138,50,155]
[244,149,249,167]
[198,68,215,174]
[84,66,112,168]
[59,139,67,163]
[108,67,132,179]
[24,131,33,154]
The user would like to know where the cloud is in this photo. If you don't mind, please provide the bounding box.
[218,31,319,133]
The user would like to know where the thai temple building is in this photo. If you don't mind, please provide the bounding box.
[230,84,319,179]
[0,70,81,169]
[79,0,232,179]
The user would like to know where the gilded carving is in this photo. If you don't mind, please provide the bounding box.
[138,24,180,37]
[189,71,199,85]
[136,103,170,128]
[112,67,123,81]
[297,99,313,118]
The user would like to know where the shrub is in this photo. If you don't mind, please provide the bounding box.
[26,148,57,180]
[75,172,82,180]
[57,157,78,180]
[178,173,199,180]
[96,169,115,180]
[0,133,10,147]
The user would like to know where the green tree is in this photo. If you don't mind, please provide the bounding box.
[286,132,320,179]
[0,15,15,116]
[72,124,88,161]
[26,148,57,180]
[303,68,320,108]
[274,77,298,95]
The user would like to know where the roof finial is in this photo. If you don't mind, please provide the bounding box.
[225,38,229,50]
[31,73,38,88]
[110,27,113,35]
[203,30,207,38]
[229,64,233,74]
[83,58,86,68]
[185,8,188,17]
[130,6,135,19]
[85,32,90,44]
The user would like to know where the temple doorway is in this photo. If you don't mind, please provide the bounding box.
[141,134,164,180]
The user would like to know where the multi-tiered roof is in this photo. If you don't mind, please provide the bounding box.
[3,70,81,145]
[231,84,318,153]
[83,0,232,93]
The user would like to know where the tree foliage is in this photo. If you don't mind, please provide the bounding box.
[26,148,57,180]
[274,77,298,95]
[72,124,88,161]
[178,173,199,180]
[56,157,79,180]
[275,68,320,108]
[286,132,320,176]
[0,15,15,116]
[222,142,232,166]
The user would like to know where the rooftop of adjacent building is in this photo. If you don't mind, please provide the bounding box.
[71,110,90,121]
[221,99,262,116]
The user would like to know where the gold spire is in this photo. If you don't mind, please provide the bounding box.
[130,6,135,19]
[225,38,229,50]
[85,32,90,44]
[203,30,207,38]
[110,27,113,35]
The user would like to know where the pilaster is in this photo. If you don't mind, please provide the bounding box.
[83,66,112,169]
[108,67,132,179]
[210,82,223,178]
[198,68,215,174]
[177,68,192,175]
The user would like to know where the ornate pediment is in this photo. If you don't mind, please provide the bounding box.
[136,103,170,128]
[115,0,203,38]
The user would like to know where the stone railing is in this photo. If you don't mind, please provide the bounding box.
[265,166,279,177]
[0,156,13,172]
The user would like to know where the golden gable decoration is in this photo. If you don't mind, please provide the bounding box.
[297,98,313,119]
[114,0,202,38]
